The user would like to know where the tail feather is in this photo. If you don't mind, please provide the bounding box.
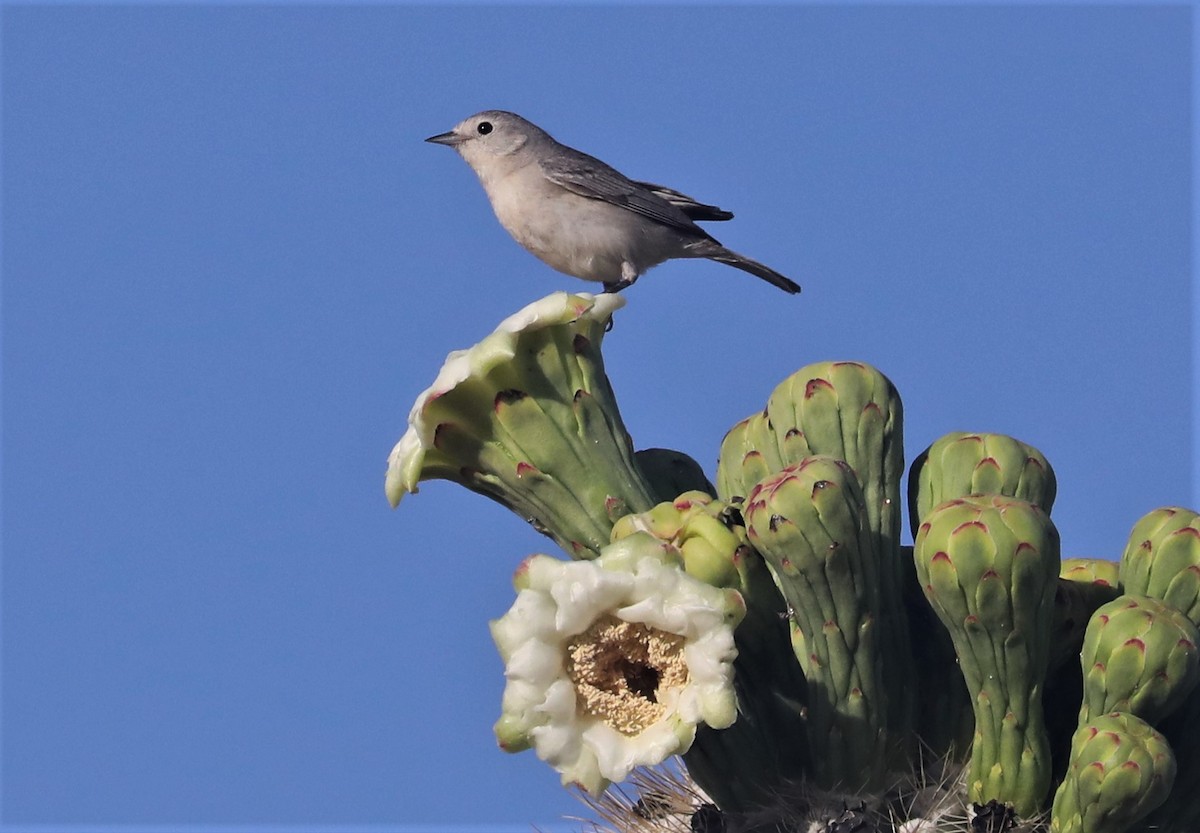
[701,245,801,295]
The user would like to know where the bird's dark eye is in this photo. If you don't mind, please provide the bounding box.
[477,121,493,135]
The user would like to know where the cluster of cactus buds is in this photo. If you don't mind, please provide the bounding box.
[387,292,1199,833]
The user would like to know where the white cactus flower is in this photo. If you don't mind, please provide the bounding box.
[490,535,745,794]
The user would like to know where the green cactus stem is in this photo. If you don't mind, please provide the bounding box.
[611,492,809,809]
[719,361,915,746]
[1041,560,1123,778]
[913,495,1060,816]
[385,292,658,558]
[1078,595,1200,726]
[634,448,716,504]
[1145,684,1200,833]
[1116,509,1200,832]
[906,433,1058,760]
[1120,507,1200,626]
[1049,712,1175,833]
[1061,558,1120,589]
[744,455,889,789]
[907,432,1056,536]
[1050,569,1121,673]
[1054,559,1122,666]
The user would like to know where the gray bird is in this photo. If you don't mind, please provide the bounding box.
[425,110,800,294]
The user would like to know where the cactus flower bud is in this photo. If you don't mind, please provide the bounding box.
[907,432,1056,533]
[1079,595,1200,726]
[1050,712,1175,833]
[1120,507,1200,627]
[913,494,1060,815]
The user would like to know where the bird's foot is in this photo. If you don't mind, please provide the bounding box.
[602,263,640,293]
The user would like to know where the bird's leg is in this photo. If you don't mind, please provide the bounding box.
[602,262,640,293]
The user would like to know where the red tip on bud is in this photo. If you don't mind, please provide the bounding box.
[804,378,835,399]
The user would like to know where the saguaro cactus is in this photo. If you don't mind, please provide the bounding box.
[386,291,1200,833]
[744,456,889,789]
[913,495,1060,815]
[385,292,657,557]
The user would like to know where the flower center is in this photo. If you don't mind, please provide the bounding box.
[566,615,690,736]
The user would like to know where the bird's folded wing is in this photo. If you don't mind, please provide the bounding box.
[633,182,734,222]
[538,152,710,235]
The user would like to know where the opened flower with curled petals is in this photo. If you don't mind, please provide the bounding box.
[489,534,744,794]
[385,291,659,558]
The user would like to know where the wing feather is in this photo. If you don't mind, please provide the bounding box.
[537,150,715,237]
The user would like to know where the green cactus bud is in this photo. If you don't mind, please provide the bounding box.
[386,292,658,558]
[764,362,904,549]
[1062,558,1121,589]
[716,411,785,501]
[907,432,1056,534]
[744,456,888,788]
[1120,507,1200,626]
[635,447,715,504]
[1079,595,1200,726]
[1050,712,1175,833]
[760,361,915,745]
[913,495,1060,816]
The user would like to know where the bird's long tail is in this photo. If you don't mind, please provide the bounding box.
[698,243,801,295]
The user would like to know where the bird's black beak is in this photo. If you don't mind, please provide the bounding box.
[425,131,461,146]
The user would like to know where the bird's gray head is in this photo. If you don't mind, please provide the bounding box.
[425,110,547,173]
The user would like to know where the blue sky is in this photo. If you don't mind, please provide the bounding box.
[2,4,1194,830]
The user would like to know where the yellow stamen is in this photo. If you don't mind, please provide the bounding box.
[566,616,690,736]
